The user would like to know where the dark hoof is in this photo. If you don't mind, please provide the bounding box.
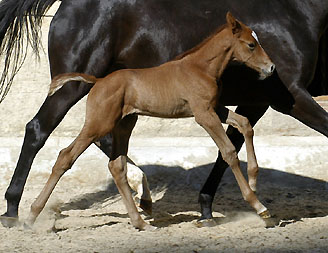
[194,218,217,228]
[0,213,20,228]
[139,199,152,216]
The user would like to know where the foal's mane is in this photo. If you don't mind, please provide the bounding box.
[174,24,228,60]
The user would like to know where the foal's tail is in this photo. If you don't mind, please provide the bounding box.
[48,73,98,96]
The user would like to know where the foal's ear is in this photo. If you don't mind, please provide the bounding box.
[226,12,242,35]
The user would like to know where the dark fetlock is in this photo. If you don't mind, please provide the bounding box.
[198,193,214,220]
[135,197,152,216]
[139,199,152,216]
[195,193,217,227]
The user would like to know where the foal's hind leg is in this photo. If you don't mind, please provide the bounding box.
[94,134,152,214]
[109,156,154,230]
[1,83,92,227]
[107,116,154,230]
[110,115,152,215]
[26,133,95,226]
[25,86,125,226]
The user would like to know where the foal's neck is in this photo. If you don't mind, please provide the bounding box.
[187,28,233,79]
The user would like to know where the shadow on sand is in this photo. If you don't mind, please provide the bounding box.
[58,161,328,228]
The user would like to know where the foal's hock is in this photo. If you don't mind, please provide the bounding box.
[27,12,274,230]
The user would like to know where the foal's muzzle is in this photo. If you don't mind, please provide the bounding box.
[261,63,275,78]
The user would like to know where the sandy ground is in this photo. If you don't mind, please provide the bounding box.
[0,136,327,253]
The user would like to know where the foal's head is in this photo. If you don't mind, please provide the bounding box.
[226,12,275,80]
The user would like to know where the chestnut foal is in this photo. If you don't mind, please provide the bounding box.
[26,12,275,230]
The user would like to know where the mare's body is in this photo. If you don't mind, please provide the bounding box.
[0,0,327,224]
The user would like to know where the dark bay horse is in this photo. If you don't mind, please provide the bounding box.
[0,0,328,226]
[26,13,274,230]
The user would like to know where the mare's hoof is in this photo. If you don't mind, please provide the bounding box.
[194,218,217,228]
[0,213,20,228]
[137,198,152,216]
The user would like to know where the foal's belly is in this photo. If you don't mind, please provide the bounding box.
[131,99,194,119]
[124,91,194,119]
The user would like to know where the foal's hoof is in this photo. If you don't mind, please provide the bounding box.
[141,223,158,231]
[263,215,280,228]
[263,217,279,228]
[136,197,152,216]
[23,222,33,230]
[259,210,271,219]
[0,213,20,228]
[194,218,217,228]
[259,210,279,228]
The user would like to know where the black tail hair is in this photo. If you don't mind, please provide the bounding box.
[0,0,58,103]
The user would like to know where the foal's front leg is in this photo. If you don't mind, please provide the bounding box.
[193,106,269,218]
[221,106,259,192]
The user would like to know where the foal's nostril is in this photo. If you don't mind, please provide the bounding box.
[261,63,275,78]
[270,64,275,73]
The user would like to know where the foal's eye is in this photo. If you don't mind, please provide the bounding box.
[248,43,255,51]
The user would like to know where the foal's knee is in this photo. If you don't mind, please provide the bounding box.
[221,145,239,167]
[239,117,254,138]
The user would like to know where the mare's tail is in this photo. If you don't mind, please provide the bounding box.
[0,0,59,103]
[48,73,98,96]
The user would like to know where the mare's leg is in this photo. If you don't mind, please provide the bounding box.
[107,116,154,230]
[1,21,149,225]
[195,105,269,220]
[1,83,92,226]
[274,88,328,137]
